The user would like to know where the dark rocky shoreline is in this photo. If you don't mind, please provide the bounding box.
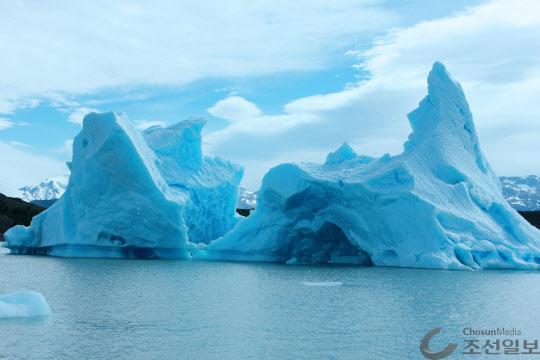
[518,211,540,229]
[0,193,44,241]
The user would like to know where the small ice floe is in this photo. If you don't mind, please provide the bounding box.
[0,241,10,254]
[0,291,52,318]
[301,281,343,287]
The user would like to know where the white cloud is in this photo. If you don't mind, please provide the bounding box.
[0,141,68,197]
[208,96,262,122]
[55,139,74,158]
[9,140,31,148]
[205,96,320,154]
[0,118,14,130]
[206,0,540,188]
[0,0,397,113]
[67,107,100,125]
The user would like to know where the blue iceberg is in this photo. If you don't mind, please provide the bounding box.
[0,291,51,318]
[5,113,242,257]
[143,119,242,244]
[198,62,540,270]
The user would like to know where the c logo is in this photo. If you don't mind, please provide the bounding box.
[420,327,458,360]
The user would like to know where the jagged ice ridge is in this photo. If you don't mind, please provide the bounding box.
[5,113,242,257]
[196,62,540,270]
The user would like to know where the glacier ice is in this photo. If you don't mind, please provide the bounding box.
[143,119,242,244]
[0,291,52,318]
[197,62,540,270]
[5,112,241,257]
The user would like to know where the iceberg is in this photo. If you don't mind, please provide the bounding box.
[5,112,241,257]
[198,62,540,270]
[143,119,242,244]
[0,291,51,318]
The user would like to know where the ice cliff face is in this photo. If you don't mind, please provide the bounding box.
[19,176,69,202]
[143,119,243,244]
[199,62,540,270]
[5,112,242,257]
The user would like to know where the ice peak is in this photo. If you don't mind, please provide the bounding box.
[143,118,205,169]
[430,61,449,79]
[426,61,463,101]
[406,63,488,172]
[325,142,357,165]
[407,62,473,140]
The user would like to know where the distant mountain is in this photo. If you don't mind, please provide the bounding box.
[0,193,45,241]
[500,176,540,211]
[17,181,257,212]
[19,175,69,203]
[15,175,540,213]
[237,186,257,210]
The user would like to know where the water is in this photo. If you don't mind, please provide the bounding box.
[1,254,539,359]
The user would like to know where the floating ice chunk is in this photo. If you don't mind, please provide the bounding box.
[6,112,192,258]
[200,62,540,270]
[0,291,52,318]
[5,112,243,256]
[301,282,343,287]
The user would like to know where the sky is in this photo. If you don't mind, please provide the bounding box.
[1,0,539,195]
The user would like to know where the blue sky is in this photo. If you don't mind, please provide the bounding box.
[1,0,539,194]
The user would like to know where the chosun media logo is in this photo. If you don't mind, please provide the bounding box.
[420,327,539,358]
[420,327,458,360]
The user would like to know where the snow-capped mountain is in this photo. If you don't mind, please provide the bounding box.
[18,175,69,202]
[237,186,257,210]
[500,176,540,211]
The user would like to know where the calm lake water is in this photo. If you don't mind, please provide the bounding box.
[0,254,539,359]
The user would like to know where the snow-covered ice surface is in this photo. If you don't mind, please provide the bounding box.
[500,176,540,211]
[0,291,51,318]
[5,113,241,257]
[198,62,540,270]
[19,175,69,202]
